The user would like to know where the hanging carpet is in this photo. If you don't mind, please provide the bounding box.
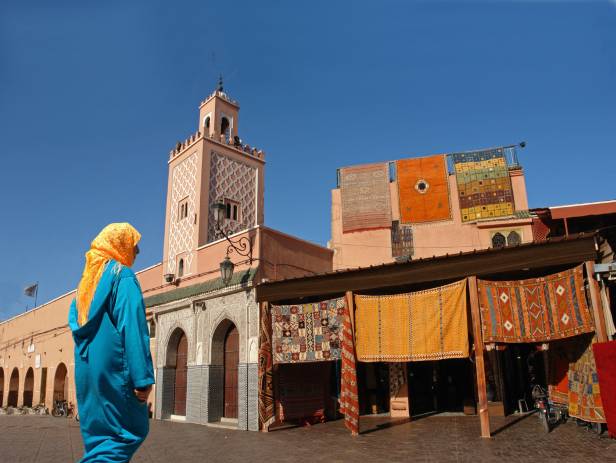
[546,343,571,405]
[592,340,616,436]
[271,298,344,364]
[354,279,468,362]
[397,155,451,224]
[340,163,392,233]
[340,299,360,435]
[568,338,605,423]
[451,148,514,223]
[258,303,275,430]
[477,265,594,343]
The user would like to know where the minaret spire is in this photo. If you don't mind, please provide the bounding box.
[217,74,224,92]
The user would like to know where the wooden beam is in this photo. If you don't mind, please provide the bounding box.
[345,291,356,334]
[585,261,608,343]
[256,236,597,303]
[468,276,490,438]
[564,217,569,237]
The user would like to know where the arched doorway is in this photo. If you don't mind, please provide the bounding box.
[223,325,239,418]
[0,368,4,407]
[53,363,68,402]
[8,368,19,407]
[23,368,34,407]
[165,328,188,417]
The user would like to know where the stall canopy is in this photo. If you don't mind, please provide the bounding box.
[256,234,599,303]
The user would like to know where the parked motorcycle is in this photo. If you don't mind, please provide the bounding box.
[531,384,567,432]
[51,400,74,418]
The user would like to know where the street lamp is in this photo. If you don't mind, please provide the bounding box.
[220,256,234,286]
[211,199,253,286]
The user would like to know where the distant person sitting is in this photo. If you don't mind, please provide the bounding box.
[69,223,154,462]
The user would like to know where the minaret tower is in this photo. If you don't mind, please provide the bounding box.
[161,81,265,282]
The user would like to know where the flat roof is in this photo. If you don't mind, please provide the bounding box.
[548,200,616,220]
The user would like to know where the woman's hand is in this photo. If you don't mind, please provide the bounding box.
[134,385,152,403]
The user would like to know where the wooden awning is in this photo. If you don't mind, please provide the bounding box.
[256,234,599,303]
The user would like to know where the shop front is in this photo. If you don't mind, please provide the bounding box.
[256,233,615,437]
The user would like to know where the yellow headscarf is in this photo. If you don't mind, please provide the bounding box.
[76,223,141,326]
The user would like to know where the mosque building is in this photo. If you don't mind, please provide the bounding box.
[0,83,333,430]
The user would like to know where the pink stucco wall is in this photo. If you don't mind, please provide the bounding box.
[258,227,333,282]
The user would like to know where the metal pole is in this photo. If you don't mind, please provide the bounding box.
[34,282,39,308]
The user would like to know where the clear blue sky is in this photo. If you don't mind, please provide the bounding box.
[1,0,615,320]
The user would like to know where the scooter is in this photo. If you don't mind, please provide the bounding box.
[531,384,567,432]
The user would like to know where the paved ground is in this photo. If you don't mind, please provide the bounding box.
[0,413,614,463]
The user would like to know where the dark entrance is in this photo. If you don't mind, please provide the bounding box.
[174,333,188,416]
[223,325,239,419]
[53,363,68,401]
[0,368,4,407]
[357,362,390,415]
[23,368,34,407]
[408,362,437,417]
[408,359,471,417]
[8,368,19,407]
[493,344,547,415]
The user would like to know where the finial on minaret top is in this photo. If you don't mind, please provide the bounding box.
[217,74,224,92]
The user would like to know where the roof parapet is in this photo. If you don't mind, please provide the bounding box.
[168,130,265,161]
[199,89,239,108]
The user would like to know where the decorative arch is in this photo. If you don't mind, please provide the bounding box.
[8,368,19,407]
[0,367,4,407]
[53,363,68,402]
[159,316,192,367]
[164,327,188,416]
[210,318,239,419]
[23,367,34,407]
[210,317,239,366]
[165,326,189,368]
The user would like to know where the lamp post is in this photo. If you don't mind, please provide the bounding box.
[212,199,253,286]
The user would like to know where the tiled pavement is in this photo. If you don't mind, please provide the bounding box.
[0,413,615,463]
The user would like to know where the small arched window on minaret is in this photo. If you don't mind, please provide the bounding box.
[178,258,184,278]
[204,116,210,130]
[221,117,230,141]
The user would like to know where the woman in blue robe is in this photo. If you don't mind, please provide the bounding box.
[69,223,155,462]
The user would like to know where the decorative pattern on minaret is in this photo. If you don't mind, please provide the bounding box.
[207,151,257,243]
[167,152,198,275]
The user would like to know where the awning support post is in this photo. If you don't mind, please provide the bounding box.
[468,276,491,438]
